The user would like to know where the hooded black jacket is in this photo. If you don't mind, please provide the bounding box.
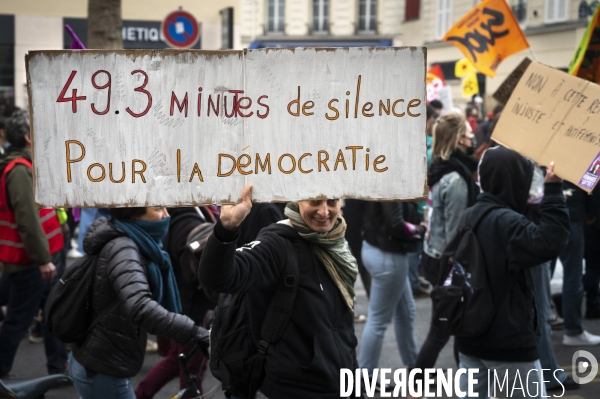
[199,220,358,399]
[73,218,197,378]
[456,147,569,362]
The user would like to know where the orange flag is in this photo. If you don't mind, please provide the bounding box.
[441,0,529,77]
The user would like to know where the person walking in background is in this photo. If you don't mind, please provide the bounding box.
[408,104,438,298]
[0,116,9,152]
[525,165,578,392]
[583,185,600,319]
[415,112,478,376]
[456,148,569,398]
[429,100,443,117]
[69,207,209,399]
[134,203,283,398]
[474,104,503,148]
[134,207,217,399]
[559,182,600,346]
[343,199,371,322]
[359,199,421,390]
[466,106,479,132]
[0,110,67,378]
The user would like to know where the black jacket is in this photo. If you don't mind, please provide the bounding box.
[562,181,588,223]
[199,220,358,399]
[73,218,197,378]
[238,203,284,248]
[166,208,216,324]
[457,147,570,362]
[585,185,600,256]
[362,201,419,253]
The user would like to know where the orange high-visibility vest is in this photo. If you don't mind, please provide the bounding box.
[0,158,63,264]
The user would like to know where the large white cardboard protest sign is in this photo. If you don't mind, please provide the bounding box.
[26,48,427,207]
[493,61,600,193]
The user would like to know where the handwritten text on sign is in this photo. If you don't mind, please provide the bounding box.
[26,48,426,207]
[493,61,600,193]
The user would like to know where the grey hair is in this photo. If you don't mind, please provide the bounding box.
[6,110,30,148]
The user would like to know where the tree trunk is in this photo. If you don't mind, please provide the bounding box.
[87,0,123,49]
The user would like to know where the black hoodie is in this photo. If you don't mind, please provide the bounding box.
[199,220,358,399]
[456,147,570,362]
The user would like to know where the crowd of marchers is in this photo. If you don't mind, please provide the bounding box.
[0,100,598,399]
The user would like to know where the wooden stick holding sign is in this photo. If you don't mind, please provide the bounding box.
[492,61,600,193]
[26,48,427,208]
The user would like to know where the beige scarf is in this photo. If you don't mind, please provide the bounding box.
[284,202,358,311]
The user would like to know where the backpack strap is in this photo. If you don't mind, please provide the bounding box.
[465,203,517,312]
[82,252,122,341]
[436,204,502,285]
[248,238,299,398]
[465,203,503,231]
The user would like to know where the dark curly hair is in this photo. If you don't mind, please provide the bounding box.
[6,110,30,148]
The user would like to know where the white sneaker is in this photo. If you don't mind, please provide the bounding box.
[67,248,84,259]
[563,331,600,346]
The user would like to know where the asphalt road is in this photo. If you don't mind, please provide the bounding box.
[4,261,600,399]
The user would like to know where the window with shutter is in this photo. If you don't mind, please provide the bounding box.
[268,0,274,32]
[278,0,285,31]
[546,0,568,23]
[512,0,527,25]
[313,0,330,33]
[266,0,285,33]
[436,0,452,39]
[358,0,377,33]
[557,0,567,20]
[405,0,421,21]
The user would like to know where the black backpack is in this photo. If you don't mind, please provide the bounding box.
[430,204,513,337]
[209,238,299,398]
[44,253,117,344]
[165,207,216,284]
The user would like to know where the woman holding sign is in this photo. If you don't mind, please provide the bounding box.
[199,188,360,399]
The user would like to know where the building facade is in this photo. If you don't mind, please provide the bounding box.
[0,0,241,111]
[241,0,403,48]
[401,0,588,108]
[240,0,588,108]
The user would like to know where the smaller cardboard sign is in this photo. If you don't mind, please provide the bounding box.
[492,61,600,193]
[493,57,531,104]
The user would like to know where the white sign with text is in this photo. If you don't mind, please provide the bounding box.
[27,48,426,207]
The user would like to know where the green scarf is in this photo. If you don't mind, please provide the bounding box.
[284,202,358,311]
